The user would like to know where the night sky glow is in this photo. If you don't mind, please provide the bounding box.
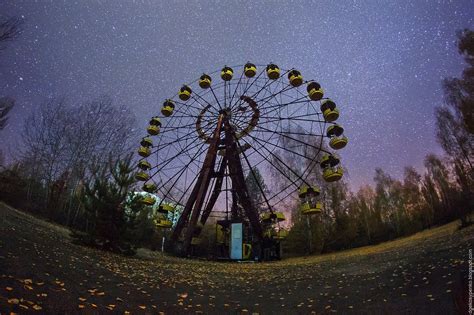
[0,1,473,190]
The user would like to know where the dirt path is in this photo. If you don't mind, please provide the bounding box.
[0,203,472,314]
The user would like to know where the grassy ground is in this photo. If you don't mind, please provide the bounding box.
[0,202,472,314]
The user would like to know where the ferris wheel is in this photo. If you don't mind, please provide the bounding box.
[135,63,348,258]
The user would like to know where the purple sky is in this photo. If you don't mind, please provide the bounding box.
[0,1,473,190]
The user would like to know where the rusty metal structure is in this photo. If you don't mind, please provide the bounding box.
[170,109,265,255]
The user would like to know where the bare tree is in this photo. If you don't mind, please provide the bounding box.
[352,185,377,243]
[21,96,137,222]
[373,168,406,237]
[456,29,474,133]
[0,15,22,162]
[0,96,14,130]
[435,29,474,172]
[434,30,474,228]
[0,16,23,50]
[436,106,473,170]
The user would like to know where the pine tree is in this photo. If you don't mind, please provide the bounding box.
[72,154,142,255]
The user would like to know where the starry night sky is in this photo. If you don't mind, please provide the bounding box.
[0,1,473,190]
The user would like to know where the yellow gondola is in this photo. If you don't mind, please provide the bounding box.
[161,99,175,117]
[300,201,323,215]
[326,124,344,137]
[158,203,174,213]
[141,196,156,206]
[138,160,151,170]
[273,229,288,240]
[244,63,257,77]
[264,228,288,240]
[221,66,233,81]
[199,74,212,89]
[261,211,286,223]
[142,183,157,193]
[150,116,161,126]
[178,85,192,101]
[147,124,160,135]
[307,82,324,101]
[138,146,151,157]
[320,99,339,122]
[266,63,280,79]
[298,184,321,198]
[323,166,344,182]
[135,172,149,181]
[326,124,347,149]
[140,137,153,147]
[329,136,348,150]
[155,219,172,228]
[288,70,303,87]
[320,153,340,169]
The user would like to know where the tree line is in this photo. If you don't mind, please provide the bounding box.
[282,29,473,256]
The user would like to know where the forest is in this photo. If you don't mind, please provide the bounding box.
[0,16,472,258]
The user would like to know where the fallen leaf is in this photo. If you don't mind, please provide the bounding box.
[32,305,43,311]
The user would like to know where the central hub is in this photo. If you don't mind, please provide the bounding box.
[196,96,260,144]
[219,107,232,118]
